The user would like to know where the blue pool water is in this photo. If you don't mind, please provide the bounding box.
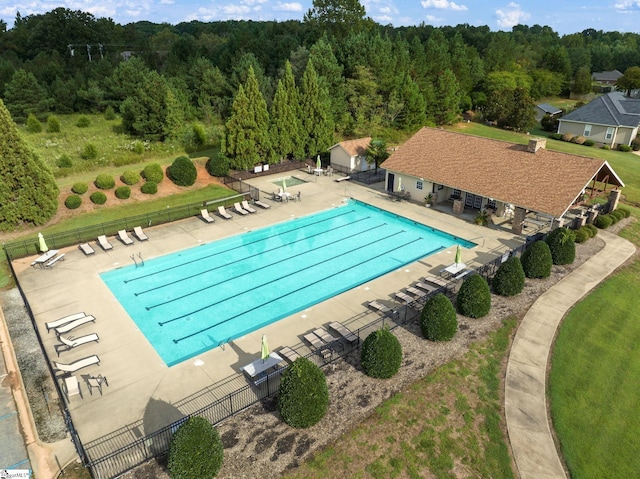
[101,200,475,366]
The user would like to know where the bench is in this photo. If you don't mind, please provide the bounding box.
[335,176,351,182]
[45,253,65,268]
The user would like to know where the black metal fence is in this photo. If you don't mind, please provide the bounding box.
[329,163,387,185]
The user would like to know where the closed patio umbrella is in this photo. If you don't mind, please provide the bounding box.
[455,245,462,266]
[38,233,49,253]
[282,177,287,192]
[317,155,321,170]
[261,335,269,363]
[398,176,403,191]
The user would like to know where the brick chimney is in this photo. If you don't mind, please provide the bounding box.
[527,138,546,153]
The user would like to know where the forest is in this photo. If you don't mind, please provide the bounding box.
[2,4,640,170]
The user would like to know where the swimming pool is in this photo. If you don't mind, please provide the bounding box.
[101,200,475,366]
[272,176,307,188]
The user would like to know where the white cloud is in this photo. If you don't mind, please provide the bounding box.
[425,14,443,22]
[273,2,303,12]
[222,5,251,15]
[614,0,640,12]
[159,0,175,5]
[495,2,530,29]
[421,0,467,11]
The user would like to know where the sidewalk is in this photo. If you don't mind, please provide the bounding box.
[505,230,636,478]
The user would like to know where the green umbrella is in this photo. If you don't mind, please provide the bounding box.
[282,177,287,192]
[455,245,462,265]
[317,155,321,170]
[38,233,49,253]
[261,335,270,362]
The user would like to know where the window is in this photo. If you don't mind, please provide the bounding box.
[452,189,461,199]
[605,127,614,141]
[487,198,496,209]
[416,181,423,190]
[584,124,592,137]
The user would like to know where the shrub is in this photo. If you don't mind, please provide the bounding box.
[206,153,229,177]
[115,186,131,199]
[456,274,491,318]
[168,416,223,479]
[71,182,88,195]
[584,139,595,147]
[492,256,525,296]
[141,181,158,194]
[572,135,586,145]
[419,293,457,341]
[548,133,563,140]
[593,214,612,229]
[90,191,107,204]
[104,106,116,121]
[574,227,590,243]
[601,144,610,150]
[94,173,115,189]
[82,143,98,160]
[631,136,640,151]
[584,224,598,237]
[121,169,140,185]
[26,113,42,133]
[47,115,61,133]
[168,156,197,186]
[561,132,575,142]
[611,209,626,222]
[608,212,619,224]
[617,144,632,152]
[278,357,328,428]
[546,227,576,265]
[64,195,81,209]
[192,122,207,146]
[141,163,164,183]
[521,240,552,278]
[360,327,403,378]
[541,115,559,132]
[76,116,90,128]
[616,207,631,218]
[56,154,73,168]
[132,140,145,155]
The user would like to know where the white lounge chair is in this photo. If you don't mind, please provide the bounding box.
[79,243,95,255]
[217,206,232,220]
[55,333,100,356]
[233,202,249,215]
[133,226,149,241]
[328,322,359,346]
[254,200,270,209]
[97,235,113,251]
[118,230,134,245]
[368,300,393,316]
[54,355,100,374]
[395,291,416,304]
[54,315,96,335]
[241,200,257,213]
[279,346,301,364]
[200,209,215,223]
[303,333,332,360]
[46,312,87,332]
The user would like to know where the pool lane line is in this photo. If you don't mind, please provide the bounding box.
[134,215,371,296]
[147,222,388,310]
[172,236,436,344]
[124,208,356,284]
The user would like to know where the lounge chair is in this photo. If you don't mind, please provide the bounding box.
[335,175,351,182]
[53,315,96,335]
[79,243,95,255]
[133,226,149,241]
[368,300,393,316]
[254,200,271,209]
[241,200,257,213]
[118,230,134,245]
[200,209,215,223]
[233,202,249,215]
[406,287,428,300]
[304,333,332,360]
[53,355,100,374]
[279,346,301,364]
[217,206,232,220]
[313,328,342,349]
[423,275,448,288]
[395,291,416,304]
[328,322,359,346]
[46,312,87,332]
[97,235,113,251]
[55,333,100,356]
[415,282,437,294]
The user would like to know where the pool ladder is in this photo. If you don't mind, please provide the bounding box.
[130,252,145,268]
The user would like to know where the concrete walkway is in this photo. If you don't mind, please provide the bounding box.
[505,230,636,478]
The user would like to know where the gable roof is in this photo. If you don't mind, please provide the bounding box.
[560,92,640,128]
[380,127,623,218]
[329,137,371,157]
[537,103,562,115]
[591,70,623,82]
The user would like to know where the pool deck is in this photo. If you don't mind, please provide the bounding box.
[11,171,525,471]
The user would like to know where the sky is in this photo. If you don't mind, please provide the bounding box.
[2,0,640,36]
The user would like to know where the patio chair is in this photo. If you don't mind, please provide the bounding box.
[328,322,359,346]
[313,328,343,350]
[79,243,95,255]
[241,200,257,213]
[55,332,100,356]
[217,206,233,220]
[395,291,416,305]
[118,230,134,245]
[406,287,428,300]
[46,312,87,333]
[53,315,96,335]
[97,235,113,251]
[53,355,100,374]
[63,375,82,400]
[133,226,149,241]
[278,346,301,364]
[423,275,448,288]
[87,374,109,395]
[303,333,332,360]
[415,282,437,294]
[254,200,271,209]
[368,300,393,316]
[200,209,215,223]
[233,202,249,215]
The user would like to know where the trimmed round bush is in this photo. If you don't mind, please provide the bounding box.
[206,154,229,177]
[115,186,131,199]
[360,327,403,378]
[121,169,141,185]
[64,195,82,209]
[521,240,552,279]
[601,144,611,150]
[82,143,98,160]
[456,274,491,318]
[277,357,328,428]
[26,113,42,133]
[584,224,598,237]
[616,207,631,218]
[594,214,612,229]
[618,144,632,152]
[611,209,625,222]
[141,181,158,194]
[76,116,90,128]
[584,139,595,147]
[71,182,88,195]
[574,227,590,243]
[94,173,115,190]
[90,191,107,205]
[56,154,73,168]
[546,227,576,265]
[168,416,223,479]
[168,156,197,187]
[492,256,525,296]
[141,163,164,183]
[608,212,619,224]
[47,115,61,133]
[419,293,457,341]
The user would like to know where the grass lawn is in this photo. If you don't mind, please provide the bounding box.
[549,214,640,479]
[284,318,517,479]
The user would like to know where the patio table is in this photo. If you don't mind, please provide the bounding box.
[441,262,467,278]
[32,249,59,268]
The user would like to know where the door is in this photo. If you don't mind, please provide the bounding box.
[387,173,395,192]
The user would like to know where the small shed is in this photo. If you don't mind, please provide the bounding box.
[535,103,562,122]
[329,137,372,173]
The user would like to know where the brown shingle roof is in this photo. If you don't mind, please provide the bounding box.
[380,127,623,218]
[331,137,371,157]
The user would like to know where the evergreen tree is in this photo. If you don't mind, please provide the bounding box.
[305,0,370,40]
[300,60,334,157]
[309,36,347,132]
[430,68,461,125]
[243,66,272,162]
[120,71,172,140]
[573,66,593,95]
[0,99,58,231]
[270,62,303,161]
[396,74,426,130]
[3,69,52,123]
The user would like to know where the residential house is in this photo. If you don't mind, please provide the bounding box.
[329,137,372,173]
[591,70,623,85]
[557,91,640,148]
